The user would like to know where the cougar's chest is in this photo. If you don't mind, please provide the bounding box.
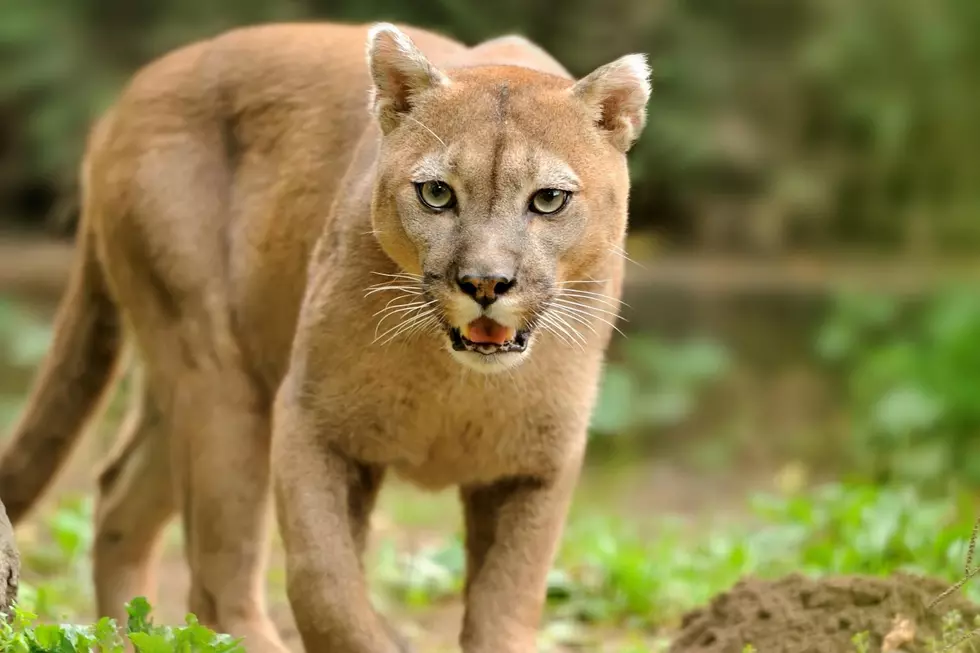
[333,365,569,489]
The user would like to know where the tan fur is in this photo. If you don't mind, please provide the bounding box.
[0,21,650,652]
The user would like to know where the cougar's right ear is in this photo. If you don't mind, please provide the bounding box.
[366,23,449,134]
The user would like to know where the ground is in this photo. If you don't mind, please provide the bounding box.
[15,435,978,652]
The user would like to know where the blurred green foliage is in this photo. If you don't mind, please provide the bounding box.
[591,335,731,438]
[0,299,53,370]
[1,0,978,252]
[0,298,53,430]
[554,482,980,626]
[817,287,980,488]
[15,495,95,622]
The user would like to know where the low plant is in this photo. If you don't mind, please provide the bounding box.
[14,494,94,623]
[1,597,241,652]
[851,630,871,653]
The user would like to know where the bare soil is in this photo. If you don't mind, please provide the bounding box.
[669,573,979,653]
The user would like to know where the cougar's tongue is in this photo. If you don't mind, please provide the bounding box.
[464,317,516,345]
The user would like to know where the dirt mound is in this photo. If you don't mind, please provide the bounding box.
[669,572,980,653]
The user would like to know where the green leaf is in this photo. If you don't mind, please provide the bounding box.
[33,624,66,650]
[125,597,153,635]
[129,632,173,653]
[93,617,120,648]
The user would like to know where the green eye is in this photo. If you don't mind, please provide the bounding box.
[416,181,456,210]
[530,188,570,215]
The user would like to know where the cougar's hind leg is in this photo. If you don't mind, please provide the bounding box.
[171,365,287,653]
[93,366,175,625]
[92,114,286,650]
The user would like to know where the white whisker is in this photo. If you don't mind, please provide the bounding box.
[531,312,567,345]
[532,313,573,348]
[545,317,587,351]
[558,289,628,310]
[551,304,626,338]
[374,301,436,336]
[373,303,425,336]
[381,312,438,346]
[538,311,586,348]
[549,310,589,342]
[376,308,437,346]
[380,293,421,311]
[370,271,424,281]
[540,324,571,347]
[405,114,447,148]
[373,299,432,319]
[544,324,577,349]
[551,297,624,320]
[368,280,419,288]
[365,279,423,288]
[405,315,441,343]
[364,285,424,297]
[551,307,599,337]
[610,245,646,269]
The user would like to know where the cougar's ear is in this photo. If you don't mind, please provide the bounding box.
[366,23,449,134]
[571,54,651,152]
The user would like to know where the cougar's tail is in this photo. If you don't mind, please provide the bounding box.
[0,143,124,524]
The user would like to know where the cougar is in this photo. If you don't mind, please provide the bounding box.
[0,20,650,653]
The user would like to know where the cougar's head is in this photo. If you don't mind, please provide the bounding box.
[366,23,650,373]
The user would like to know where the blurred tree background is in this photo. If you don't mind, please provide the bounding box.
[2,0,980,491]
[3,3,980,646]
[2,0,979,255]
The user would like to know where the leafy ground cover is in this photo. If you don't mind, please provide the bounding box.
[7,480,980,652]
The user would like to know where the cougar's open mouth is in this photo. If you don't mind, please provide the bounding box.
[449,316,531,355]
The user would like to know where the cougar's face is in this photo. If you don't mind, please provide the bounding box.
[367,25,649,373]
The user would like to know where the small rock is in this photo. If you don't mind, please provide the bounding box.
[0,497,20,618]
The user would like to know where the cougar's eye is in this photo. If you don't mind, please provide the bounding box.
[416,181,456,210]
[530,188,570,215]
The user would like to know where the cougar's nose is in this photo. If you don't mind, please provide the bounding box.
[457,273,516,307]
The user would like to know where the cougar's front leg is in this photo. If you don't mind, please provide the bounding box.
[459,454,583,653]
[271,390,401,653]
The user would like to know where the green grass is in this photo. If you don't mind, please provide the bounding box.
[568,481,976,624]
[10,481,980,651]
[370,481,980,643]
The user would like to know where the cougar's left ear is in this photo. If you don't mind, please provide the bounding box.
[571,54,651,152]
[366,23,450,134]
